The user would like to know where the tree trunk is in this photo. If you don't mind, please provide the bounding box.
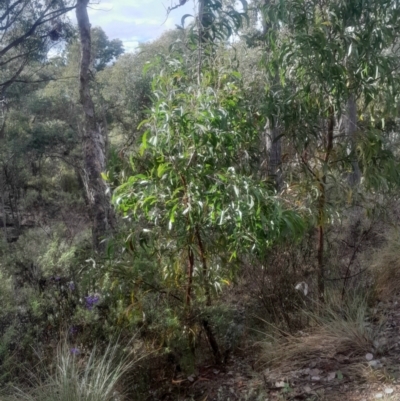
[317,107,335,303]
[262,1,282,190]
[0,176,7,242]
[195,226,211,306]
[0,97,6,139]
[317,191,325,303]
[186,246,194,307]
[76,0,114,252]
[202,318,222,365]
[265,120,282,190]
[346,94,361,186]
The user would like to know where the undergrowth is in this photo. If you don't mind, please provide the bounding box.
[6,341,142,401]
[371,230,400,301]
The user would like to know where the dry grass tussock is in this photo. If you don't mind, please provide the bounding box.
[370,230,400,300]
[259,291,381,373]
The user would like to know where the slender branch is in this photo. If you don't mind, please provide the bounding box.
[134,278,183,303]
[161,0,188,25]
[197,0,205,84]
[0,50,35,68]
[0,2,52,58]
[0,0,25,23]
[0,57,28,94]
[326,267,368,282]
[0,0,27,31]
[186,245,194,306]
[300,154,317,178]
[196,225,211,306]
[0,5,75,59]
[341,227,371,299]
[8,76,77,85]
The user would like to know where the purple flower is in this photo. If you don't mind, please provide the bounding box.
[69,326,78,335]
[85,294,100,310]
[69,281,75,291]
[70,348,80,355]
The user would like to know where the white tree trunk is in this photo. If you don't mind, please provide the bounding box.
[265,120,282,190]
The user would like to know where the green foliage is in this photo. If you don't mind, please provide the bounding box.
[0,0,75,88]
[91,27,124,71]
[114,2,400,365]
[0,227,95,383]
[98,30,189,146]
[109,16,306,361]
[358,127,400,191]
[114,60,305,300]
[183,0,249,42]
[3,0,400,396]
[264,0,400,159]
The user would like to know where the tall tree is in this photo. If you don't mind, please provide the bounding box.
[113,0,305,363]
[76,0,114,251]
[262,0,282,190]
[0,0,75,94]
[263,0,400,301]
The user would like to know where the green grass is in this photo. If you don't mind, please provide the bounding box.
[10,341,141,401]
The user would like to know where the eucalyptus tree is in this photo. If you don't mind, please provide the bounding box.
[261,0,282,189]
[113,0,305,361]
[0,18,125,251]
[1,0,124,252]
[75,0,117,252]
[0,0,76,94]
[262,0,400,300]
[0,1,75,246]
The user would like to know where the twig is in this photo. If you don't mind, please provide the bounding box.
[161,0,187,26]
[325,267,368,282]
[341,226,372,299]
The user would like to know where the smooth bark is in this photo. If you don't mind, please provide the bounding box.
[265,120,282,190]
[262,0,282,190]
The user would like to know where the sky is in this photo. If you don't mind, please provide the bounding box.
[76,0,196,52]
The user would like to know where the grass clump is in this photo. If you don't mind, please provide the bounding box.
[260,289,380,373]
[11,341,138,401]
[370,230,400,300]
